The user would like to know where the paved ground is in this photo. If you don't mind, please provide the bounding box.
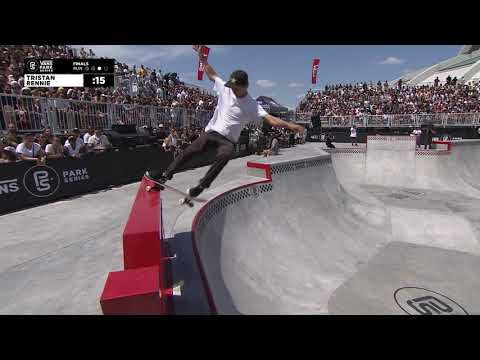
[183,139,480,314]
[2,139,480,315]
[0,150,262,314]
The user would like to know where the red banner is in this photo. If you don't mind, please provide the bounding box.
[197,46,210,81]
[311,58,320,84]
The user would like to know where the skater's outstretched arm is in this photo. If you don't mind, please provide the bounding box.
[263,114,305,135]
[193,45,218,82]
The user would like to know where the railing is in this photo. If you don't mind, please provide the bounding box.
[295,112,480,128]
[0,93,214,133]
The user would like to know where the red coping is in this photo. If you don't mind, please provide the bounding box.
[432,140,452,152]
[123,177,164,270]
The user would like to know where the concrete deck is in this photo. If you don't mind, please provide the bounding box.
[2,139,480,314]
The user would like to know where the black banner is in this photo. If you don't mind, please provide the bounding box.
[0,141,252,215]
[0,147,172,215]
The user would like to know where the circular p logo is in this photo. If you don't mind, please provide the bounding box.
[23,165,61,198]
[394,287,468,315]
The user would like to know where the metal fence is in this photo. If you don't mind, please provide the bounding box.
[0,93,214,133]
[294,112,480,128]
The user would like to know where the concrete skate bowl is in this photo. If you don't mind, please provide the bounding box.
[189,138,480,314]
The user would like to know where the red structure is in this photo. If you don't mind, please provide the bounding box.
[100,177,172,315]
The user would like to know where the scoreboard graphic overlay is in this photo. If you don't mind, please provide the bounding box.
[24,59,115,88]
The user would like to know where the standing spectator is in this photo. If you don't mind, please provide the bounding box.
[162,128,179,153]
[434,77,440,87]
[411,127,422,149]
[325,132,335,148]
[15,133,45,163]
[350,124,358,146]
[4,123,22,147]
[425,125,436,150]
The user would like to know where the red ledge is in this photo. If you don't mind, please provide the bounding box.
[122,177,164,270]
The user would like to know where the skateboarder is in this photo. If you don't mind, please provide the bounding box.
[145,45,304,198]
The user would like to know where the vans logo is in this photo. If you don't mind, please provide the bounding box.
[0,179,20,195]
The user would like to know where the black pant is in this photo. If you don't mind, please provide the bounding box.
[164,131,235,189]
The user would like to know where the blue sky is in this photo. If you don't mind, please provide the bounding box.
[77,45,461,109]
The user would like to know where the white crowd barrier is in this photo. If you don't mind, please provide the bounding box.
[295,112,480,128]
[0,93,214,133]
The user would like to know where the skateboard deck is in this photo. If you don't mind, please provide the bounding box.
[144,177,207,207]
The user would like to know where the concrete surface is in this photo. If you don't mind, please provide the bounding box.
[0,151,259,314]
[2,138,480,315]
[171,139,480,314]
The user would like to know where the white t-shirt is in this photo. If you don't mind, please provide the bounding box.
[88,134,111,149]
[205,76,268,143]
[84,133,92,144]
[16,142,42,157]
[350,127,357,138]
[65,141,83,156]
[64,137,84,150]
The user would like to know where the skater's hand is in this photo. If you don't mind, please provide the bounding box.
[290,123,305,135]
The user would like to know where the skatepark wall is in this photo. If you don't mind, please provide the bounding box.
[189,151,391,314]
[186,138,480,314]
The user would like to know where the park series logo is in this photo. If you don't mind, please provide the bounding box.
[22,165,90,198]
[23,165,61,198]
[394,287,468,315]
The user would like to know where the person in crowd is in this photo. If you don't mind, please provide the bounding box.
[65,133,84,159]
[4,123,22,147]
[37,133,51,150]
[350,124,358,146]
[83,127,95,144]
[411,127,422,149]
[0,138,18,163]
[162,127,180,156]
[263,133,280,157]
[288,130,296,147]
[64,128,85,154]
[425,125,436,150]
[87,127,112,153]
[45,136,66,160]
[325,132,335,149]
[15,133,46,164]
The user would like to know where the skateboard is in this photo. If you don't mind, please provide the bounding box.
[144,177,206,207]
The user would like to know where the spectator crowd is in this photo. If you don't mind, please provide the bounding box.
[297,79,480,116]
[0,45,217,111]
[0,123,113,164]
